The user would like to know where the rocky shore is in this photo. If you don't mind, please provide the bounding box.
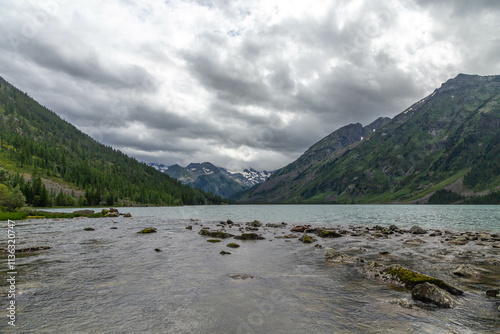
[190,219,500,313]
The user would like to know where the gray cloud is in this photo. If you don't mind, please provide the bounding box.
[0,0,499,171]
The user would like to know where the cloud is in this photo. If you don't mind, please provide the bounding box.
[0,0,499,171]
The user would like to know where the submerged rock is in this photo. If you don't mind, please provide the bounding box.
[186,225,193,230]
[220,251,231,255]
[486,289,500,298]
[138,227,157,234]
[154,248,162,252]
[404,238,426,245]
[412,282,458,308]
[226,243,240,248]
[452,264,479,278]
[6,246,51,253]
[84,227,95,231]
[245,226,259,231]
[325,248,362,263]
[228,274,255,280]
[275,234,298,239]
[207,239,222,243]
[234,233,265,240]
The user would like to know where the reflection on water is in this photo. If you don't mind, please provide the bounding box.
[1,205,499,333]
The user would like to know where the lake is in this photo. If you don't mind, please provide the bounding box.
[1,205,499,333]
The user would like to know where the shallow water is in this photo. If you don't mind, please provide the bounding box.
[1,205,499,333]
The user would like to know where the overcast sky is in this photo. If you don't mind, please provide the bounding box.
[0,0,499,171]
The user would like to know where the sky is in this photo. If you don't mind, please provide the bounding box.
[0,0,499,171]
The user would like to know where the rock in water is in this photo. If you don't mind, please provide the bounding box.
[199,229,234,239]
[316,229,342,238]
[412,282,458,308]
[234,233,265,240]
[485,289,500,298]
[138,227,157,234]
[409,226,427,234]
[325,248,362,263]
[299,234,316,244]
[452,264,479,278]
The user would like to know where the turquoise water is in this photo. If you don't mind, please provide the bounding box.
[53,204,500,232]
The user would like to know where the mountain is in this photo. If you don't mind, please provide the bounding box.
[0,76,223,207]
[236,74,500,204]
[149,162,272,198]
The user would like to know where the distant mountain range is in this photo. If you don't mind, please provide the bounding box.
[234,74,500,204]
[149,162,272,198]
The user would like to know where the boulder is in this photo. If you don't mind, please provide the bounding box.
[220,251,231,255]
[245,226,259,231]
[123,213,132,218]
[361,263,463,296]
[107,212,119,218]
[84,227,95,231]
[186,225,193,230]
[234,233,265,240]
[409,226,427,234]
[246,220,262,227]
[109,208,119,213]
[290,225,310,233]
[412,282,458,308]
[299,234,316,244]
[207,239,221,243]
[452,264,479,278]
[316,229,342,238]
[227,243,240,248]
[154,248,162,252]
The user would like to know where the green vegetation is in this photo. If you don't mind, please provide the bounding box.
[383,265,463,295]
[0,76,223,210]
[427,189,464,204]
[237,74,500,204]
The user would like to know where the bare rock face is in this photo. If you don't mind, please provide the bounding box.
[411,282,458,308]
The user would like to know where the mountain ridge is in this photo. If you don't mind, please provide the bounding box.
[235,74,500,204]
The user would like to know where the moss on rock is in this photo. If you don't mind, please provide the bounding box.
[317,230,342,238]
[234,233,265,240]
[138,227,157,234]
[227,243,240,248]
[383,265,463,296]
